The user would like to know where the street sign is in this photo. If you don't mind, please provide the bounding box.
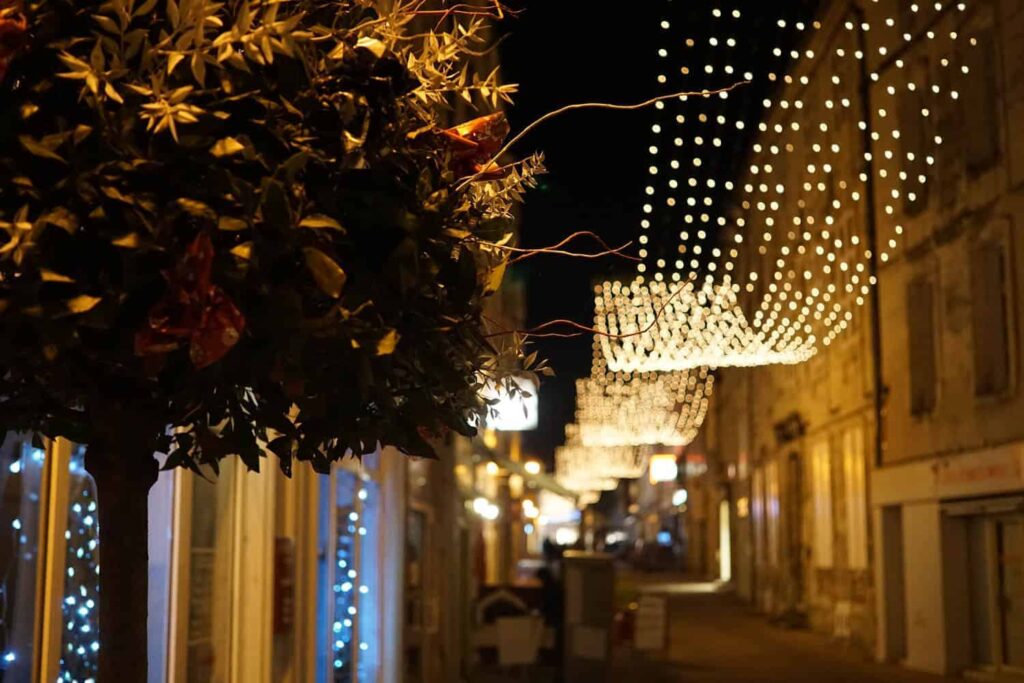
[634,595,668,651]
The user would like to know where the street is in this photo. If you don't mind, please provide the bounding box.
[616,579,961,683]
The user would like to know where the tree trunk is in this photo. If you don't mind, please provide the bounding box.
[86,431,159,683]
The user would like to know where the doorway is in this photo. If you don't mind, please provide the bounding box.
[995,517,1024,671]
[964,511,1024,674]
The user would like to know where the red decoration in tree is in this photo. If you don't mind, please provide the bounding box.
[442,112,511,179]
[0,1,27,85]
[134,233,246,368]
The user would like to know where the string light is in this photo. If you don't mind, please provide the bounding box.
[59,447,100,683]
[596,1,973,373]
[575,333,713,446]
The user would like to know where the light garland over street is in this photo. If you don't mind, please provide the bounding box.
[594,0,975,373]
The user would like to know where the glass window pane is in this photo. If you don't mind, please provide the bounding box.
[186,472,233,683]
[148,470,175,683]
[0,434,45,678]
[357,479,380,682]
[58,446,100,682]
[331,471,358,683]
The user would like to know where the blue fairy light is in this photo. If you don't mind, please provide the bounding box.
[58,448,100,681]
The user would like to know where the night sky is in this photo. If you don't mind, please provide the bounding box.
[497,2,660,463]
[498,2,818,463]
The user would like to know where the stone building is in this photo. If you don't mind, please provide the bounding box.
[707,0,1024,673]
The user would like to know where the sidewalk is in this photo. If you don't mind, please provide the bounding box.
[627,579,962,683]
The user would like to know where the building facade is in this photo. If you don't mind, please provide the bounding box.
[709,0,1024,674]
[868,0,1024,676]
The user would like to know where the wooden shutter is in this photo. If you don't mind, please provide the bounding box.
[937,61,964,207]
[971,242,1011,396]
[963,30,1000,176]
[906,276,937,415]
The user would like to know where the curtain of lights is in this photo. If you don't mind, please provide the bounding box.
[595,0,976,373]
[554,423,646,499]
[574,338,713,447]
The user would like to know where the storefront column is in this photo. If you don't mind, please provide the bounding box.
[902,502,944,672]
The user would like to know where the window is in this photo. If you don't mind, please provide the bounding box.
[811,442,833,568]
[937,61,964,207]
[907,276,938,416]
[971,241,1012,397]
[962,30,1000,176]
[0,434,46,679]
[317,455,382,683]
[842,429,868,570]
[0,436,173,682]
[184,469,235,683]
[58,446,100,682]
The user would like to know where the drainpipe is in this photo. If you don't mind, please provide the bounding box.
[852,2,887,469]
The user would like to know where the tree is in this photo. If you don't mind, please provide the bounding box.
[0,0,542,678]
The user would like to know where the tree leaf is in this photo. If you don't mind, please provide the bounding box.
[104,82,124,104]
[376,329,400,355]
[303,248,346,298]
[210,137,245,157]
[111,233,140,248]
[218,216,248,231]
[39,207,79,234]
[483,260,506,294]
[19,136,66,163]
[355,36,385,58]
[66,295,102,313]
[40,269,75,283]
[298,214,344,232]
[230,242,252,260]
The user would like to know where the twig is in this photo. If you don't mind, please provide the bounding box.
[457,81,752,190]
[501,231,639,265]
[485,282,688,340]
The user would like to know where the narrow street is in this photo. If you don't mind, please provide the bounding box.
[615,578,961,683]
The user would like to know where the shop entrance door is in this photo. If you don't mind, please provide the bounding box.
[999,518,1024,670]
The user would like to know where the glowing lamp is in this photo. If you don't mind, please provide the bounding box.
[649,454,679,484]
[672,489,689,507]
[483,378,539,431]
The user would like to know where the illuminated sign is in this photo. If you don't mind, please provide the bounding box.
[649,454,679,484]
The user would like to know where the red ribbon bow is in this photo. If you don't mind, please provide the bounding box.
[0,2,27,86]
[135,233,246,369]
[441,112,511,180]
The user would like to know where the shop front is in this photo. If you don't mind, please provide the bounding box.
[0,433,407,683]
[872,441,1024,677]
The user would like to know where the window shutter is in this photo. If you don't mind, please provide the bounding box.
[970,242,1011,396]
[907,276,937,415]
[937,63,963,207]
[962,31,1000,176]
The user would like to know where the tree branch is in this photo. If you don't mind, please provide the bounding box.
[457,81,752,190]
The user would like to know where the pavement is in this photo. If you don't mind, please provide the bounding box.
[471,574,963,682]
[615,577,963,683]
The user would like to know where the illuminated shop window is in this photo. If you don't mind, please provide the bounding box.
[58,446,100,683]
[317,456,380,683]
[356,476,380,682]
[0,434,46,680]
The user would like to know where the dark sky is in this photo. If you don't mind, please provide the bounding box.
[498,1,818,462]
[498,2,662,463]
